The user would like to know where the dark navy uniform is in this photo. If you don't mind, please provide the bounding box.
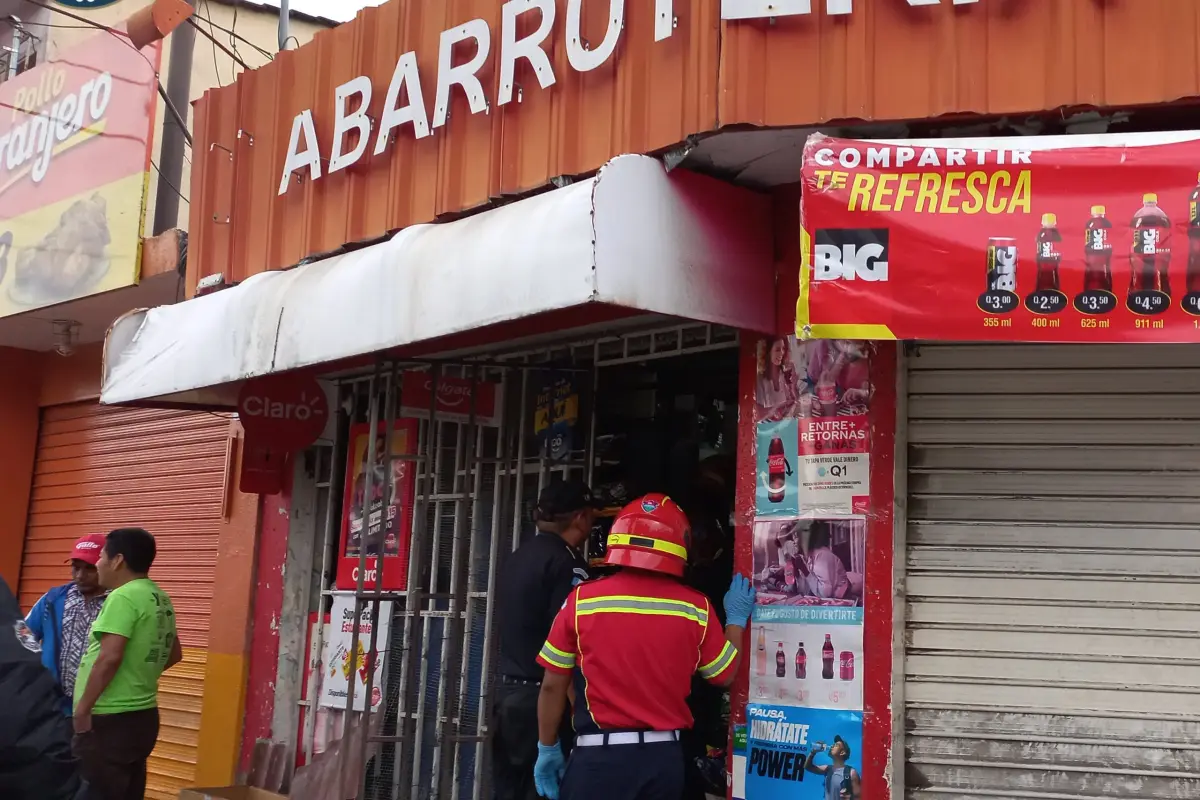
[493,481,592,800]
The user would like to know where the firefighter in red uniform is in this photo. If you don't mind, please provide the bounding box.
[532,493,756,800]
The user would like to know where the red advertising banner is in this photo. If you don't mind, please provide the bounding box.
[336,420,418,590]
[798,132,1200,342]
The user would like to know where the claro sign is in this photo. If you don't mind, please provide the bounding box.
[279,0,982,195]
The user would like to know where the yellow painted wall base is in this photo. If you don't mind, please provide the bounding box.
[195,650,250,787]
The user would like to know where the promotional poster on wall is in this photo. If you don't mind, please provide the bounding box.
[754,337,871,518]
[749,605,864,712]
[319,593,392,713]
[739,704,864,800]
[751,518,865,607]
[336,420,419,590]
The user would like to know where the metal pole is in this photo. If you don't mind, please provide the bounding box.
[342,365,381,794]
[472,369,510,800]
[510,369,530,552]
[278,0,291,51]
[411,365,444,799]
[452,368,484,795]
[359,361,399,797]
[429,368,472,797]
[303,389,344,763]
[153,1,195,235]
[393,366,430,800]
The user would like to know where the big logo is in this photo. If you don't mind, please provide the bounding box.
[813,229,890,282]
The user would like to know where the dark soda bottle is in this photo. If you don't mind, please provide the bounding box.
[775,642,786,678]
[1084,205,1113,292]
[1188,174,1200,294]
[1129,193,1171,295]
[767,437,786,503]
[1035,213,1062,292]
[795,642,806,679]
[822,634,835,680]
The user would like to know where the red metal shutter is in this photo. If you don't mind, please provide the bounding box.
[19,403,232,800]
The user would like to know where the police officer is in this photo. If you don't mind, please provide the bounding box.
[532,493,756,800]
[493,479,596,800]
[0,575,90,799]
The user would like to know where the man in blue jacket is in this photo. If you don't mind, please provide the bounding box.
[25,534,108,716]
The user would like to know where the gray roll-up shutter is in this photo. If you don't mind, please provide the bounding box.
[904,343,1200,800]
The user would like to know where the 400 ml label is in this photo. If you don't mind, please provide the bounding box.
[54,0,124,8]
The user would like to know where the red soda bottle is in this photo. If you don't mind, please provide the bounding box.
[795,642,806,679]
[767,438,786,503]
[1035,213,1062,291]
[1083,206,1113,292]
[1129,193,1172,295]
[1188,174,1200,294]
[822,634,835,680]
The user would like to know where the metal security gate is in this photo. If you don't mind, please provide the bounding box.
[315,322,737,800]
[903,343,1200,800]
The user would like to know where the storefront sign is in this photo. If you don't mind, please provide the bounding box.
[799,132,1200,342]
[722,0,978,20]
[319,593,392,712]
[0,28,157,317]
[237,373,329,450]
[279,0,685,194]
[400,370,500,426]
[336,420,419,591]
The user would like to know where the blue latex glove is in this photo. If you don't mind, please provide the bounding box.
[534,740,566,800]
[723,573,756,628]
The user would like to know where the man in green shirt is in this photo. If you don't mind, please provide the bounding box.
[73,527,182,800]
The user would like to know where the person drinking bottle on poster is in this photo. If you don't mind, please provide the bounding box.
[805,735,862,800]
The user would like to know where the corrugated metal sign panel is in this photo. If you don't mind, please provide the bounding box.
[721,0,1200,127]
[188,0,720,288]
[19,404,232,800]
[905,343,1200,800]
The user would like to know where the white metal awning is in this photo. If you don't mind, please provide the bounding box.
[101,155,775,407]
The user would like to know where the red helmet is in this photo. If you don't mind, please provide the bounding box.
[604,493,691,577]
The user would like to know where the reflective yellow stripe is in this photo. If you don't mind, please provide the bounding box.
[698,641,736,680]
[576,595,708,625]
[606,532,687,560]
[539,641,575,669]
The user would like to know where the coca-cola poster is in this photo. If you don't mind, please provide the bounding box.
[799,131,1200,343]
[755,337,871,519]
[335,420,419,591]
[739,704,863,800]
[749,605,864,713]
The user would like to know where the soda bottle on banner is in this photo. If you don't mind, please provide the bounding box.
[1026,213,1065,314]
[822,634,835,680]
[1128,193,1172,315]
[979,238,1019,314]
[767,438,789,503]
[756,627,767,676]
[775,643,787,678]
[1186,176,1200,314]
[795,642,807,679]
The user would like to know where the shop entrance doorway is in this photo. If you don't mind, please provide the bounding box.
[299,322,741,800]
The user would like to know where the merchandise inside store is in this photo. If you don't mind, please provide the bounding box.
[292,322,742,800]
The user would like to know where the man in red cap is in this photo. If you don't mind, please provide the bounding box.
[25,534,108,717]
[533,493,756,800]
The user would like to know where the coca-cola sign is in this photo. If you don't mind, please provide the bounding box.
[237,373,329,450]
[400,371,500,426]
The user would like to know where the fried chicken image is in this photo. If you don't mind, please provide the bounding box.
[10,192,111,304]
